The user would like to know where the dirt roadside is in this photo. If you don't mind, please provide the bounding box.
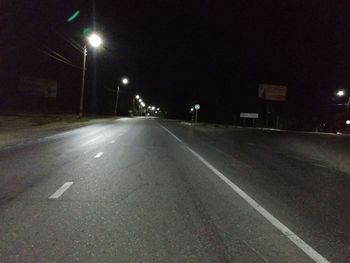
[0,114,114,148]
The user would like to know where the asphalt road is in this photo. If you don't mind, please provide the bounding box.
[0,117,349,262]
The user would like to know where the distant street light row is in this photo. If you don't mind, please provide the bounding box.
[131,101,161,116]
[134,94,156,116]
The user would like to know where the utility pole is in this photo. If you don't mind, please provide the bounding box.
[190,108,194,121]
[79,45,87,118]
[194,104,200,123]
[265,101,269,127]
[114,85,120,116]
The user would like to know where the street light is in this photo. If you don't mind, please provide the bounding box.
[135,95,140,99]
[190,108,194,121]
[194,104,200,123]
[139,98,143,103]
[337,90,346,97]
[88,34,102,48]
[114,77,129,116]
[151,106,155,111]
[79,33,102,118]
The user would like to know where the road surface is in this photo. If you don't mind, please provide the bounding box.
[0,117,349,262]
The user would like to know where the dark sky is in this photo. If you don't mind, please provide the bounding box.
[2,1,350,122]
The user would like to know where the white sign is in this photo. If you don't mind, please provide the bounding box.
[258,84,287,101]
[240,113,259,119]
[194,104,200,110]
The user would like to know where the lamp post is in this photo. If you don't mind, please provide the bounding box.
[114,77,129,116]
[133,94,140,113]
[335,89,350,108]
[79,33,102,118]
[194,104,200,123]
[140,102,146,116]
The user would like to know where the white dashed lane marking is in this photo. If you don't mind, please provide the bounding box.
[49,182,73,199]
[94,152,104,158]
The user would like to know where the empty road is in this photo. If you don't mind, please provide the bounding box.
[1,117,349,262]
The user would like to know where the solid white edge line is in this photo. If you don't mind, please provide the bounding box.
[94,152,104,158]
[49,182,73,199]
[160,124,329,263]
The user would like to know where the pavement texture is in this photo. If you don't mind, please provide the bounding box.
[0,117,349,262]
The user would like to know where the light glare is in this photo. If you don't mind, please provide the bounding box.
[88,33,102,47]
[337,90,345,97]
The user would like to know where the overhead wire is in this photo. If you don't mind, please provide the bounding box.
[42,45,74,64]
[37,48,82,70]
[59,33,84,52]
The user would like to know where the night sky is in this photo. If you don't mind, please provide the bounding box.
[2,1,350,125]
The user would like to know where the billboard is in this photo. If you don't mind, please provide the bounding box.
[240,113,259,118]
[258,84,287,101]
[18,76,57,98]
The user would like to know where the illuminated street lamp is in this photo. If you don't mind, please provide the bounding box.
[335,89,350,109]
[190,108,194,121]
[194,104,200,123]
[79,33,103,117]
[135,95,140,99]
[88,34,102,47]
[114,77,129,116]
[337,90,346,97]
[151,106,155,111]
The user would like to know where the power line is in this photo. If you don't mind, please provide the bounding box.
[59,33,84,52]
[38,48,82,70]
[43,45,73,64]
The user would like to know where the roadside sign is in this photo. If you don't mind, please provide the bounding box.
[240,113,259,118]
[194,104,200,110]
[258,84,287,101]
